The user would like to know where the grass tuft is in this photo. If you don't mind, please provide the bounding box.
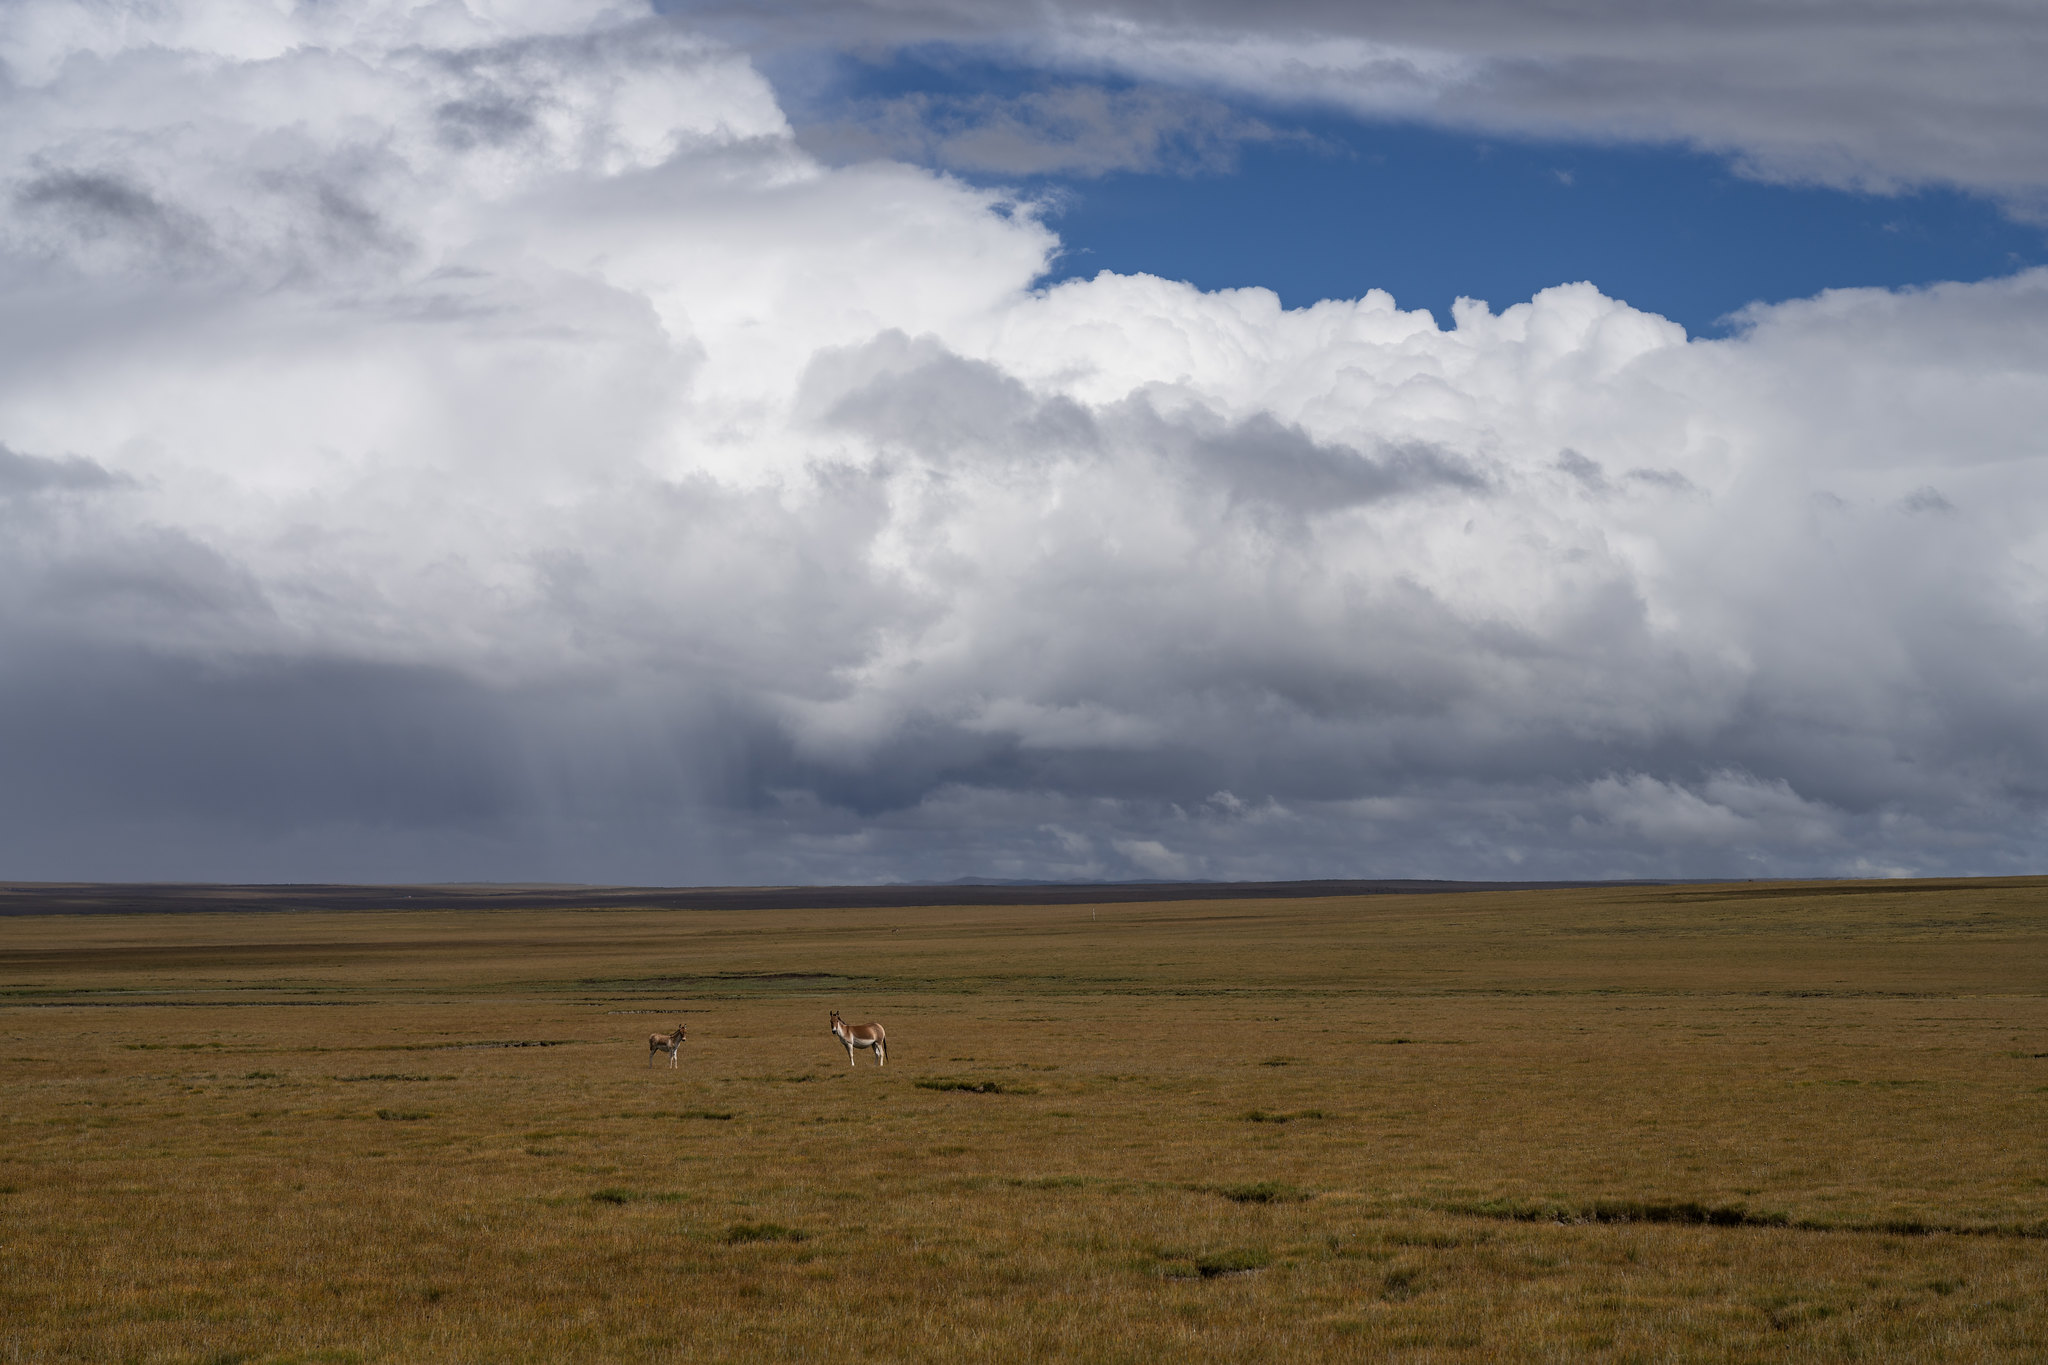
[1383,1266,1422,1300]
[373,1109,431,1122]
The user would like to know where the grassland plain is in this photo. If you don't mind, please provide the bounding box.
[1,878,2045,1363]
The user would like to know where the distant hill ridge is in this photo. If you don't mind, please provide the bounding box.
[0,878,1693,916]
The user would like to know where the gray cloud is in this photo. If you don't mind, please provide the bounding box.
[435,96,541,151]
[0,444,127,496]
[800,84,1296,177]
[1150,409,1485,514]
[692,0,2048,213]
[13,170,217,271]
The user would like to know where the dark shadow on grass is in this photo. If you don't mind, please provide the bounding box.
[1200,1181,1310,1204]
[916,1078,1036,1095]
[722,1222,807,1244]
[1452,1198,2048,1238]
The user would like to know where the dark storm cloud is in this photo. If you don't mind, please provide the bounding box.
[0,646,525,829]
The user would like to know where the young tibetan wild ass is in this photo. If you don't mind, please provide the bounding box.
[648,1023,687,1068]
[829,1011,886,1067]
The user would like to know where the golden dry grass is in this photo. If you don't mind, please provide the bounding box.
[2,878,2046,1361]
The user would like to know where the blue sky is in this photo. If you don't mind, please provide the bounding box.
[802,51,2048,335]
[1040,124,2045,335]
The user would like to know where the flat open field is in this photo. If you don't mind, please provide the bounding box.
[3,879,2045,1362]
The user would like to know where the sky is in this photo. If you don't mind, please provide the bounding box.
[793,48,2047,334]
[0,0,2044,885]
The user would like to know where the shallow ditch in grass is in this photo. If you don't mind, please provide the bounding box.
[424,1039,584,1051]
[958,1175,1312,1204]
[916,1078,1037,1095]
[1202,1182,1312,1205]
[1008,1175,1101,1191]
[722,1221,807,1244]
[1147,1246,1273,1280]
[1447,1198,2048,1238]
[586,1188,690,1206]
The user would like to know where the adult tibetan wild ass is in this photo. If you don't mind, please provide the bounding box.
[829,1011,886,1067]
[648,1023,687,1068]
